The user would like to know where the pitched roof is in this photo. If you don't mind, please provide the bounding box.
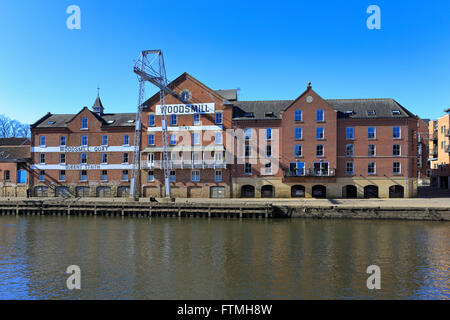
[0,146,30,162]
[215,89,238,101]
[231,98,416,120]
[31,112,136,128]
[232,100,292,120]
[0,137,30,146]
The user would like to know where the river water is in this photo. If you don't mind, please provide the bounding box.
[0,216,448,299]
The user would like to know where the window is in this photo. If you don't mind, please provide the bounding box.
[123,135,129,146]
[368,144,376,156]
[170,114,177,125]
[368,162,376,175]
[148,114,155,126]
[60,154,66,164]
[346,162,354,174]
[59,170,66,181]
[81,153,87,164]
[346,144,353,157]
[294,110,302,122]
[191,170,200,182]
[264,163,272,175]
[122,153,129,163]
[122,170,128,181]
[266,145,272,157]
[265,128,272,140]
[215,170,222,182]
[40,153,45,164]
[441,141,446,150]
[316,127,324,139]
[289,162,305,176]
[215,112,223,124]
[192,132,200,145]
[80,170,87,181]
[214,151,223,163]
[393,144,401,156]
[81,135,88,146]
[295,127,302,140]
[215,132,222,145]
[244,128,252,140]
[4,170,10,181]
[101,153,108,164]
[148,153,155,164]
[193,113,200,125]
[368,127,376,139]
[169,170,176,182]
[40,136,46,147]
[294,145,302,157]
[316,144,324,157]
[346,127,354,140]
[102,135,108,146]
[60,136,66,146]
[39,170,45,182]
[148,134,155,145]
[245,145,251,157]
[81,118,88,129]
[316,109,324,122]
[393,162,401,175]
[101,170,107,181]
[148,170,154,182]
[393,126,401,139]
[244,162,252,174]
[314,162,329,176]
[170,134,177,145]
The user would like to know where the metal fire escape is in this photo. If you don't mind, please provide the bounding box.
[130,50,175,200]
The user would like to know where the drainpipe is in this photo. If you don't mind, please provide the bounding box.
[405,118,409,197]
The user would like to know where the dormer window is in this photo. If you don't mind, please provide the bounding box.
[244,112,254,118]
[81,118,88,129]
[392,110,401,115]
[367,110,376,116]
[265,112,275,117]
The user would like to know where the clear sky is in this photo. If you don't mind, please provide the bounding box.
[0,0,449,124]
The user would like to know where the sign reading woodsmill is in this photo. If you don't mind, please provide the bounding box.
[155,103,215,115]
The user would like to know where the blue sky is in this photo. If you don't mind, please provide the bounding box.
[0,0,449,124]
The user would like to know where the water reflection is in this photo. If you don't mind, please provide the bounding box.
[0,216,448,299]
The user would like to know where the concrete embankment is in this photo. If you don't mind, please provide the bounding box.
[0,198,449,221]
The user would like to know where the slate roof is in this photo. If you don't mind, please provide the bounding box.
[231,98,416,120]
[215,89,238,102]
[31,111,136,128]
[0,137,30,146]
[0,146,30,162]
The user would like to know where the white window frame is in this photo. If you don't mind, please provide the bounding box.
[244,162,252,175]
[368,127,376,139]
[295,127,302,140]
[316,109,324,122]
[393,162,401,175]
[393,126,401,139]
[345,161,354,174]
[148,134,155,146]
[368,162,376,175]
[81,135,88,146]
[346,144,353,157]
[294,110,302,122]
[81,117,88,130]
[346,127,354,140]
[214,170,222,182]
[191,170,200,182]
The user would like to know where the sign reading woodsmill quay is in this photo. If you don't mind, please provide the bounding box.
[155,103,215,115]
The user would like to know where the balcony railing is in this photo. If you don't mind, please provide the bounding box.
[284,168,336,177]
[141,161,226,170]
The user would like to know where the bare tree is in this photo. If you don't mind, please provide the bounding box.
[0,114,30,138]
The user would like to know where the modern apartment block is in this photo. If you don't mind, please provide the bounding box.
[428,109,450,189]
[27,72,428,198]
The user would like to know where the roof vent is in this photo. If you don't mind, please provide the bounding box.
[344,110,354,114]
[47,121,56,125]
[392,110,401,115]
[127,119,135,123]
[107,120,115,124]
[265,112,275,117]
[367,110,376,116]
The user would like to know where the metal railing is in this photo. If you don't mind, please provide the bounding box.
[284,168,336,177]
[141,161,226,170]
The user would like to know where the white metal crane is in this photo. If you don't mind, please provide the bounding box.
[130,50,175,200]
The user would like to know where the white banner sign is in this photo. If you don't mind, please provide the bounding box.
[155,103,215,115]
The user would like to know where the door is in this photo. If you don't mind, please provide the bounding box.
[210,186,225,198]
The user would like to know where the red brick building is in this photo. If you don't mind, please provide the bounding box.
[30,96,136,197]
[0,138,30,197]
[28,73,428,198]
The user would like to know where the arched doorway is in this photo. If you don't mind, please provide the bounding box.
[312,185,326,198]
[75,186,90,197]
[389,185,404,198]
[55,186,70,197]
[117,186,130,198]
[96,186,112,198]
[241,185,255,198]
[261,185,274,198]
[364,185,379,198]
[291,185,305,198]
[342,185,357,198]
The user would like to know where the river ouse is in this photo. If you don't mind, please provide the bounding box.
[27,73,429,199]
